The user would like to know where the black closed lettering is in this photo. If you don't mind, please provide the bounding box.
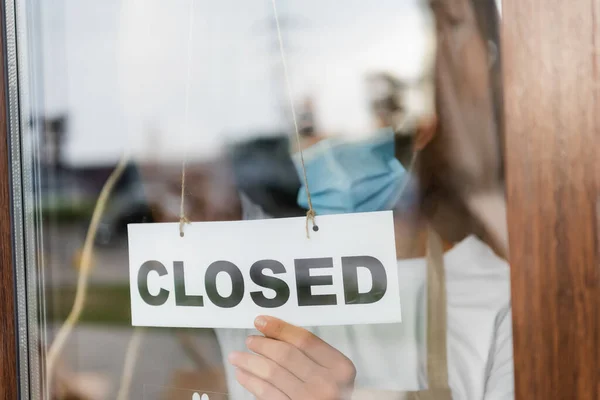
[249,260,290,308]
[294,258,337,306]
[173,261,204,307]
[205,261,245,308]
[342,256,387,305]
[138,260,170,306]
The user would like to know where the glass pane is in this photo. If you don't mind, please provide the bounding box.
[15,0,512,398]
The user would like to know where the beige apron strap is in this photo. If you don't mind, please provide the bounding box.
[353,229,452,400]
[402,229,452,400]
[405,388,453,400]
[425,227,449,389]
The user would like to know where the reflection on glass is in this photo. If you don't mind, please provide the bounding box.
[16,0,513,398]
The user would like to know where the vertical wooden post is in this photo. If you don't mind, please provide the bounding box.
[503,0,600,398]
[0,0,18,397]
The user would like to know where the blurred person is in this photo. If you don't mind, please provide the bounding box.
[145,118,511,399]
[140,0,510,398]
[227,0,510,397]
[215,118,511,400]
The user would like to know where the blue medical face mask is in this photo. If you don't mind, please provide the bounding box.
[293,128,415,215]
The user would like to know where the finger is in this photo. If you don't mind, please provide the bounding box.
[246,336,323,382]
[235,368,290,400]
[229,351,307,398]
[254,316,351,369]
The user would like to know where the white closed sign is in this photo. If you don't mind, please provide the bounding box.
[128,211,401,329]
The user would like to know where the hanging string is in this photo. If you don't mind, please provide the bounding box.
[179,0,196,237]
[270,0,317,238]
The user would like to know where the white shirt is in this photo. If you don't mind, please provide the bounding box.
[215,197,514,399]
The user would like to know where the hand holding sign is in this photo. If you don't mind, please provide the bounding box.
[128,212,401,328]
[229,316,356,400]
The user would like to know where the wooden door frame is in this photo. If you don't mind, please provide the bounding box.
[0,0,19,396]
[503,0,600,398]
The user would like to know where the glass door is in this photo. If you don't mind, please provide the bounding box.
[6,0,512,399]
